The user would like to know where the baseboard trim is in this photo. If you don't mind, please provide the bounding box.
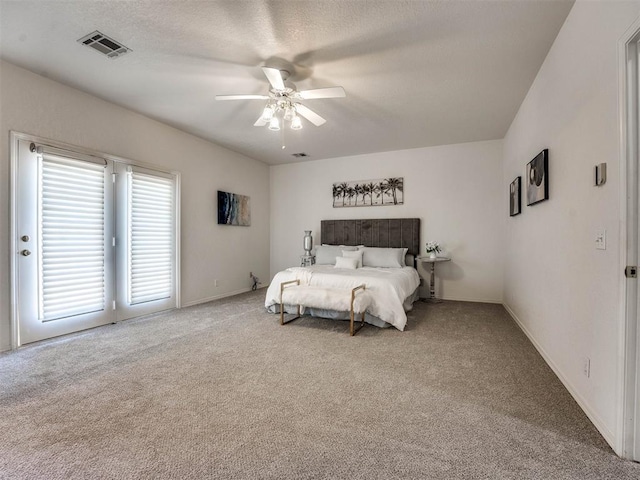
[182,287,254,308]
[502,302,616,448]
[441,296,503,304]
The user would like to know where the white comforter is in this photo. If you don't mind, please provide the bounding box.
[264,265,420,331]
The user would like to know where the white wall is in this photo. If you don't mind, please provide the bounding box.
[0,60,270,351]
[270,140,504,303]
[502,0,640,449]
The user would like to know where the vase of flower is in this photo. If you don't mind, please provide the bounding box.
[426,241,441,259]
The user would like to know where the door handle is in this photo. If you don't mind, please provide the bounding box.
[20,249,31,257]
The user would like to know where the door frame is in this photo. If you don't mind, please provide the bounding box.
[9,131,181,349]
[618,17,640,461]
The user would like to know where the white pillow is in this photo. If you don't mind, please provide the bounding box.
[361,247,408,268]
[334,256,358,269]
[342,250,363,268]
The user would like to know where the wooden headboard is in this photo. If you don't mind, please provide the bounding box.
[321,218,421,257]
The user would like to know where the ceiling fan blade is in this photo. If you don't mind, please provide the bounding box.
[254,116,268,127]
[262,67,285,91]
[215,94,269,101]
[298,86,346,100]
[295,104,326,126]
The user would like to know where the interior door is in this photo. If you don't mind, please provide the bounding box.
[16,139,115,345]
[633,33,640,464]
[624,25,640,462]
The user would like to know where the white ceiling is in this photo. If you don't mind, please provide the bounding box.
[0,0,574,165]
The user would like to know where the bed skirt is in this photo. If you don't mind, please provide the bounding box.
[266,287,420,329]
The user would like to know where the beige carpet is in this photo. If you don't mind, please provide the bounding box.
[1,290,638,479]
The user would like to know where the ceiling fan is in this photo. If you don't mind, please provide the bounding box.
[215,67,346,132]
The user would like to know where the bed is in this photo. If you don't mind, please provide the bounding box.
[265,218,421,331]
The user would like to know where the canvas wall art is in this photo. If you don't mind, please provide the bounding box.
[332,177,404,208]
[217,190,250,226]
[526,149,549,206]
[509,176,521,216]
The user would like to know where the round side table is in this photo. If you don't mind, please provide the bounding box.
[417,256,451,302]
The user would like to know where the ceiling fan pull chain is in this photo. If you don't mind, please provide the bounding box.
[281,120,286,149]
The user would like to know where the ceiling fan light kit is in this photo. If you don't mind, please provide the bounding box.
[261,99,304,132]
[216,66,346,137]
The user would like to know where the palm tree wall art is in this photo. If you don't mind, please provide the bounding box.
[331,178,404,208]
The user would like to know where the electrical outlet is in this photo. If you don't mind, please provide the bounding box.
[595,230,606,250]
[583,357,591,378]
[214,279,219,287]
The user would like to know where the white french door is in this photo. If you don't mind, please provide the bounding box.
[16,139,115,344]
[115,163,177,321]
[13,136,179,346]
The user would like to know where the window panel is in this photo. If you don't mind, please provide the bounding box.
[127,170,174,305]
[39,155,106,321]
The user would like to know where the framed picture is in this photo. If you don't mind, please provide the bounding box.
[217,190,250,226]
[332,177,403,208]
[509,176,521,216]
[526,149,549,206]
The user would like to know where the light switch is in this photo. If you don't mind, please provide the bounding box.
[595,230,606,250]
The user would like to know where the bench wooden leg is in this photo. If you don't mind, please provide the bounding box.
[350,310,366,336]
[280,303,301,325]
[280,280,302,325]
[350,285,367,336]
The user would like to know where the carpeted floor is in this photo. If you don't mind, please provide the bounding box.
[1,290,639,479]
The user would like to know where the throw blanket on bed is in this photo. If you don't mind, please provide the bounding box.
[264,265,420,331]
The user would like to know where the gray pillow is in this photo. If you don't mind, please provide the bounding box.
[405,254,415,267]
[315,245,357,265]
[321,244,358,250]
[360,247,408,268]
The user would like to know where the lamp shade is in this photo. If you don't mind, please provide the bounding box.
[291,115,302,130]
[268,116,280,131]
[261,105,274,121]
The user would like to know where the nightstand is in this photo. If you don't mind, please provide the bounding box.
[300,255,315,267]
[417,256,451,302]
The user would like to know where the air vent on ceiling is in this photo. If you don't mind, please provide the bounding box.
[77,31,131,59]
[291,153,308,158]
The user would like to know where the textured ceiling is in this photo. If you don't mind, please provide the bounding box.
[0,0,574,165]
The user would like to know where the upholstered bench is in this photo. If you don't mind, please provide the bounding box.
[279,280,372,336]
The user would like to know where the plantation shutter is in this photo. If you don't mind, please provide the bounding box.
[127,167,175,305]
[39,152,106,321]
